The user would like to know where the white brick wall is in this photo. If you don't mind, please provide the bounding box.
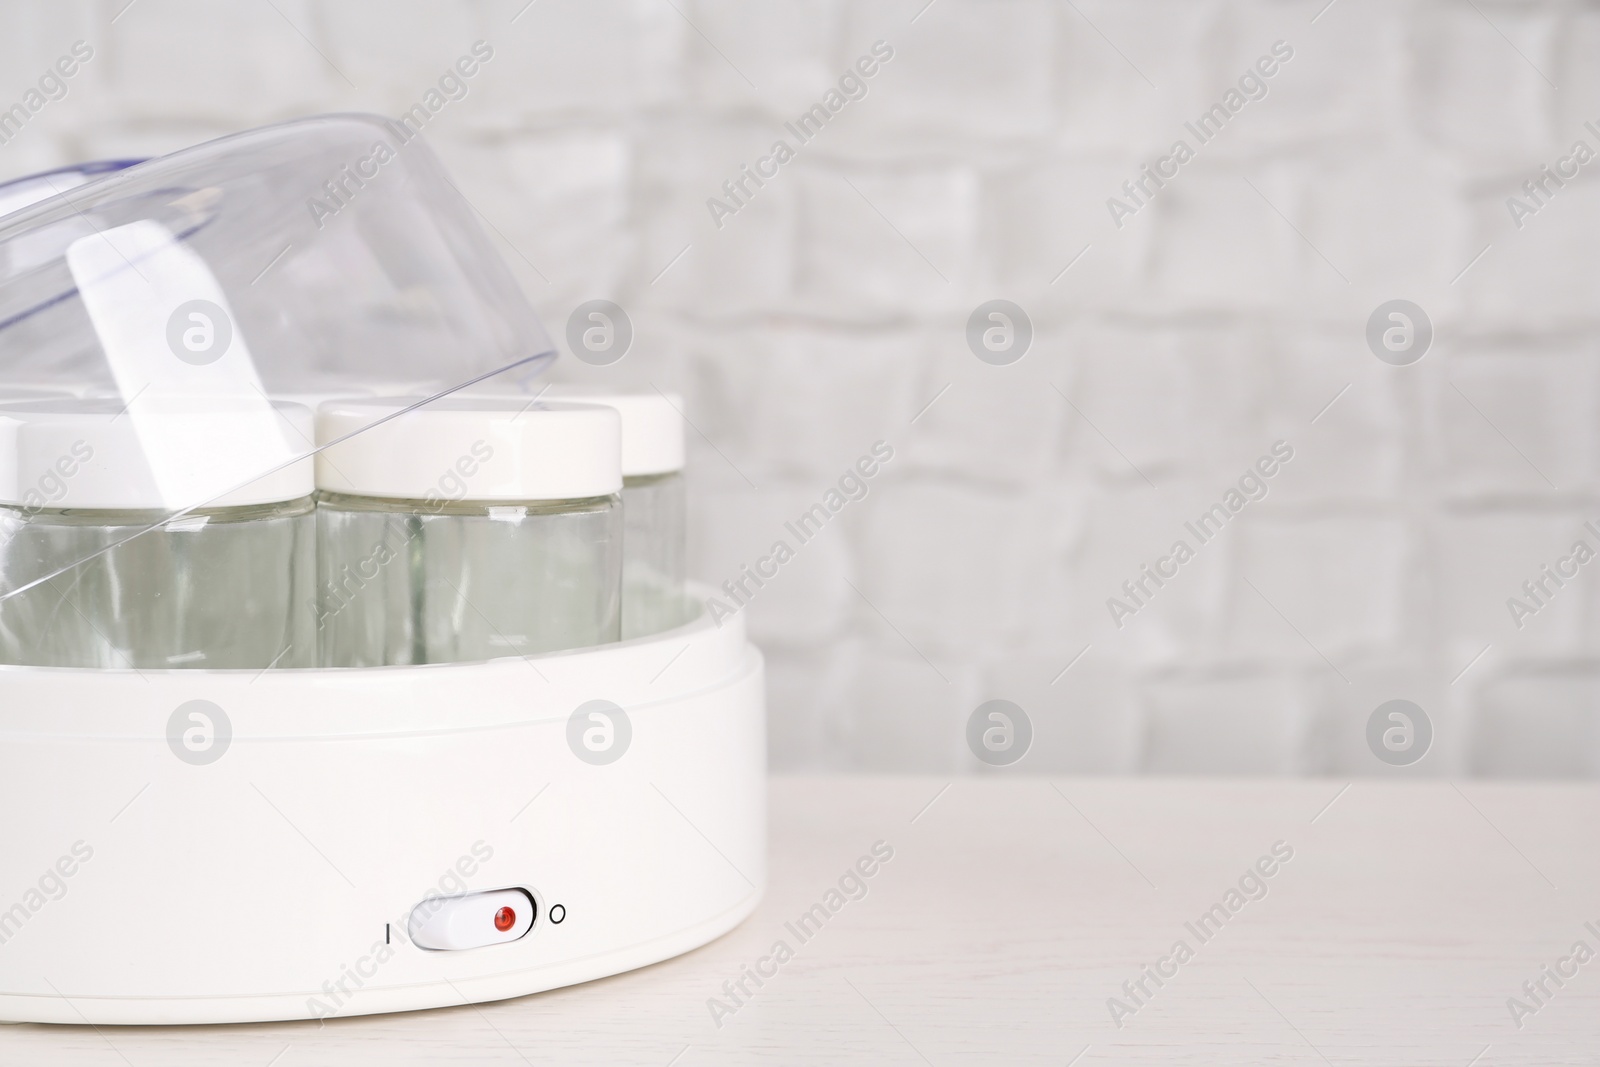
[6,0,1597,775]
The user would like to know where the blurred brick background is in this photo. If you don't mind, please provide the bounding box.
[5,0,1596,776]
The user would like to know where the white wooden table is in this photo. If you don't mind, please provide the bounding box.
[5,776,1598,1064]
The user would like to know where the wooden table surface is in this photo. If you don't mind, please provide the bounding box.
[4,775,1598,1065]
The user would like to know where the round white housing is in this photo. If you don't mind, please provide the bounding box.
[0,591,764,1024]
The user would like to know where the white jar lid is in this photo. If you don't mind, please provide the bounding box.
[0,398,314,510]
[537,387,685,476]
[315,398,622,502]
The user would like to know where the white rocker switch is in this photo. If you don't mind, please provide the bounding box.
[407,888,535,950]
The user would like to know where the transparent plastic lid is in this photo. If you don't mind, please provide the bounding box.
[0,113,554,491]
[0,159,144,221]
[0,114,557,612]
[0,114,552,403]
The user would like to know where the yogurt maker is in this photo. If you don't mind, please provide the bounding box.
[0,114,764,1024]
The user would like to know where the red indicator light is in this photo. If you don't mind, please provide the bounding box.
[494,906,516,932]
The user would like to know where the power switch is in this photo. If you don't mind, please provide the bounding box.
[408,888,535,950]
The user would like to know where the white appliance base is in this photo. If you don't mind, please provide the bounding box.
[0,890,761,1026]
[0,592,764,1025]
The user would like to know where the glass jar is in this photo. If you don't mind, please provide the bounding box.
[539,388,687,639]
[0,399,317,668]
[314,398,624,666]
[619,470,686,639]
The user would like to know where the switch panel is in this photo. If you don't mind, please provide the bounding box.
[407,888,535,951]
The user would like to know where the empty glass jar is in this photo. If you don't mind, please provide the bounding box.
[541,388,686,639]
[314,398,624,666]
[0,399,317,669]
